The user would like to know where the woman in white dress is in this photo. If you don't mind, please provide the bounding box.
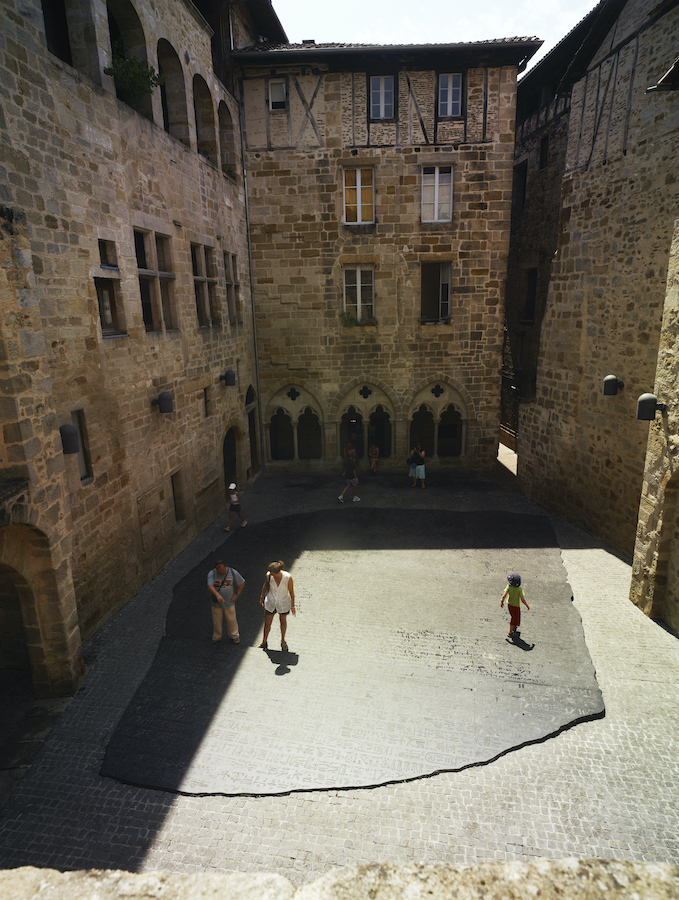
[259,560,296,651]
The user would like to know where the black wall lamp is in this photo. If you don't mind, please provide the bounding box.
[151,391,174,414]
[220,369,236,386]
[637,393,667,421]
[603,375,624,396]
[59,424,80,455]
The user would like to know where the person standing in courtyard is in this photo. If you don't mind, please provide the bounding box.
[339,449,360,502]
[224,482,247,532]
[501,572,529,639]
[408,443,425,488]
[259,560,296,651]
[208,559,245,644]
[369,443,379,474]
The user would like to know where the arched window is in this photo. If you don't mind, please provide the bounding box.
[438,404,462,457]
[158,39,189,145]
[107,0,156,121]
[193,74,217,165]
[218,101,237,178]
[368,405,392,458]
[270,409,294,460]
[298,407,322,459]
[409,404,434,455]
[340,406,364,458]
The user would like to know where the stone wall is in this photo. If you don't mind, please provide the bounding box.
[630,220,679,634]
[240,61,518,470]
[0,0,259,678]
[517,0,679,556]
[1,861,678,900]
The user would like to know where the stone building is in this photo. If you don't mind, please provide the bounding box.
[0,0,287,694]
[630,220,679,635]
[508,0,679,558]
[0,0,542,696]
[236,38,540,470]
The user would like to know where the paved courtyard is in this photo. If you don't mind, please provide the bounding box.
[0,466,677,879]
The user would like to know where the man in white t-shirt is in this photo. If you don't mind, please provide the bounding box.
[208,559,245,643]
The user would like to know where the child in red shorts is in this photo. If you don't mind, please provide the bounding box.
[501,572,530,639]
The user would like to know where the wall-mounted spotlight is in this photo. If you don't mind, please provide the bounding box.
[603,375,624,396]
[220,369,236,386]
[59,424,80,455]
[636,392,667,421]
[151,391,174,414]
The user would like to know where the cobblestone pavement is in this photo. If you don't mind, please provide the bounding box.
[0,467,677,879]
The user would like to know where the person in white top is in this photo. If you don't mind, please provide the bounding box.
[259,560,296,652]
[224,482,247,532]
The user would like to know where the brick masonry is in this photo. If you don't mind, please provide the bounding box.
[516,0,679,557]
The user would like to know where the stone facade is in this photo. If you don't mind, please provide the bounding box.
[514,0,679,557]
[630,220,679,634]
[0,0,272,692]
[237,43,537,470]
[0,0,542,696]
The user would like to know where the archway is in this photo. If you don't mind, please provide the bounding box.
[107,0,154,121]
[0,569,30,671]
[298,407,322,459]
[270,409,294,460]
[368,405,392,458]
[340,406,364,458]
[0,526,83,697]
[223,427,237,489]
[409,404,434,456]
[438,404,462,457]
[158,39,189,144]
[193,74,217,165]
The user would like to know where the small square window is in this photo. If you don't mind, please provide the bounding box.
[269,79,287,111]
[370,76,394,119]
[438,74,462,118]
[98,239,118,268]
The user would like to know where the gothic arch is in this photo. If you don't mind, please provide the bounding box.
[328,376,401,420]
[0,524,82,697]
[407,377,473,460]
[263,381,325,425]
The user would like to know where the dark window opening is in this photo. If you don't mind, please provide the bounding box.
[41,0,73,66]
[420,263,451,323]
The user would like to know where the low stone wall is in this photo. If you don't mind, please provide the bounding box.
[1,861,677,900]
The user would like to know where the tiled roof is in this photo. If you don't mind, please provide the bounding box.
[235,37,542,53]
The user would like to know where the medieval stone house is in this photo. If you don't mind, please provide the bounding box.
[505,0,678,571]
[0,0,541,696]
[0,0,287,694]
[235,38,539,470]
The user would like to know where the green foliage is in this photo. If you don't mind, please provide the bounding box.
[104,44,164,106]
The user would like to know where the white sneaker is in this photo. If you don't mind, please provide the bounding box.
[352,496,361,502]
[338,495,344,502]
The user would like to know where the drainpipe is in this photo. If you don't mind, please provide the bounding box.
[238,71,266,474]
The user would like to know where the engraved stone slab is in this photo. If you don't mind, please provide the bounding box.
[101,510,604,794]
